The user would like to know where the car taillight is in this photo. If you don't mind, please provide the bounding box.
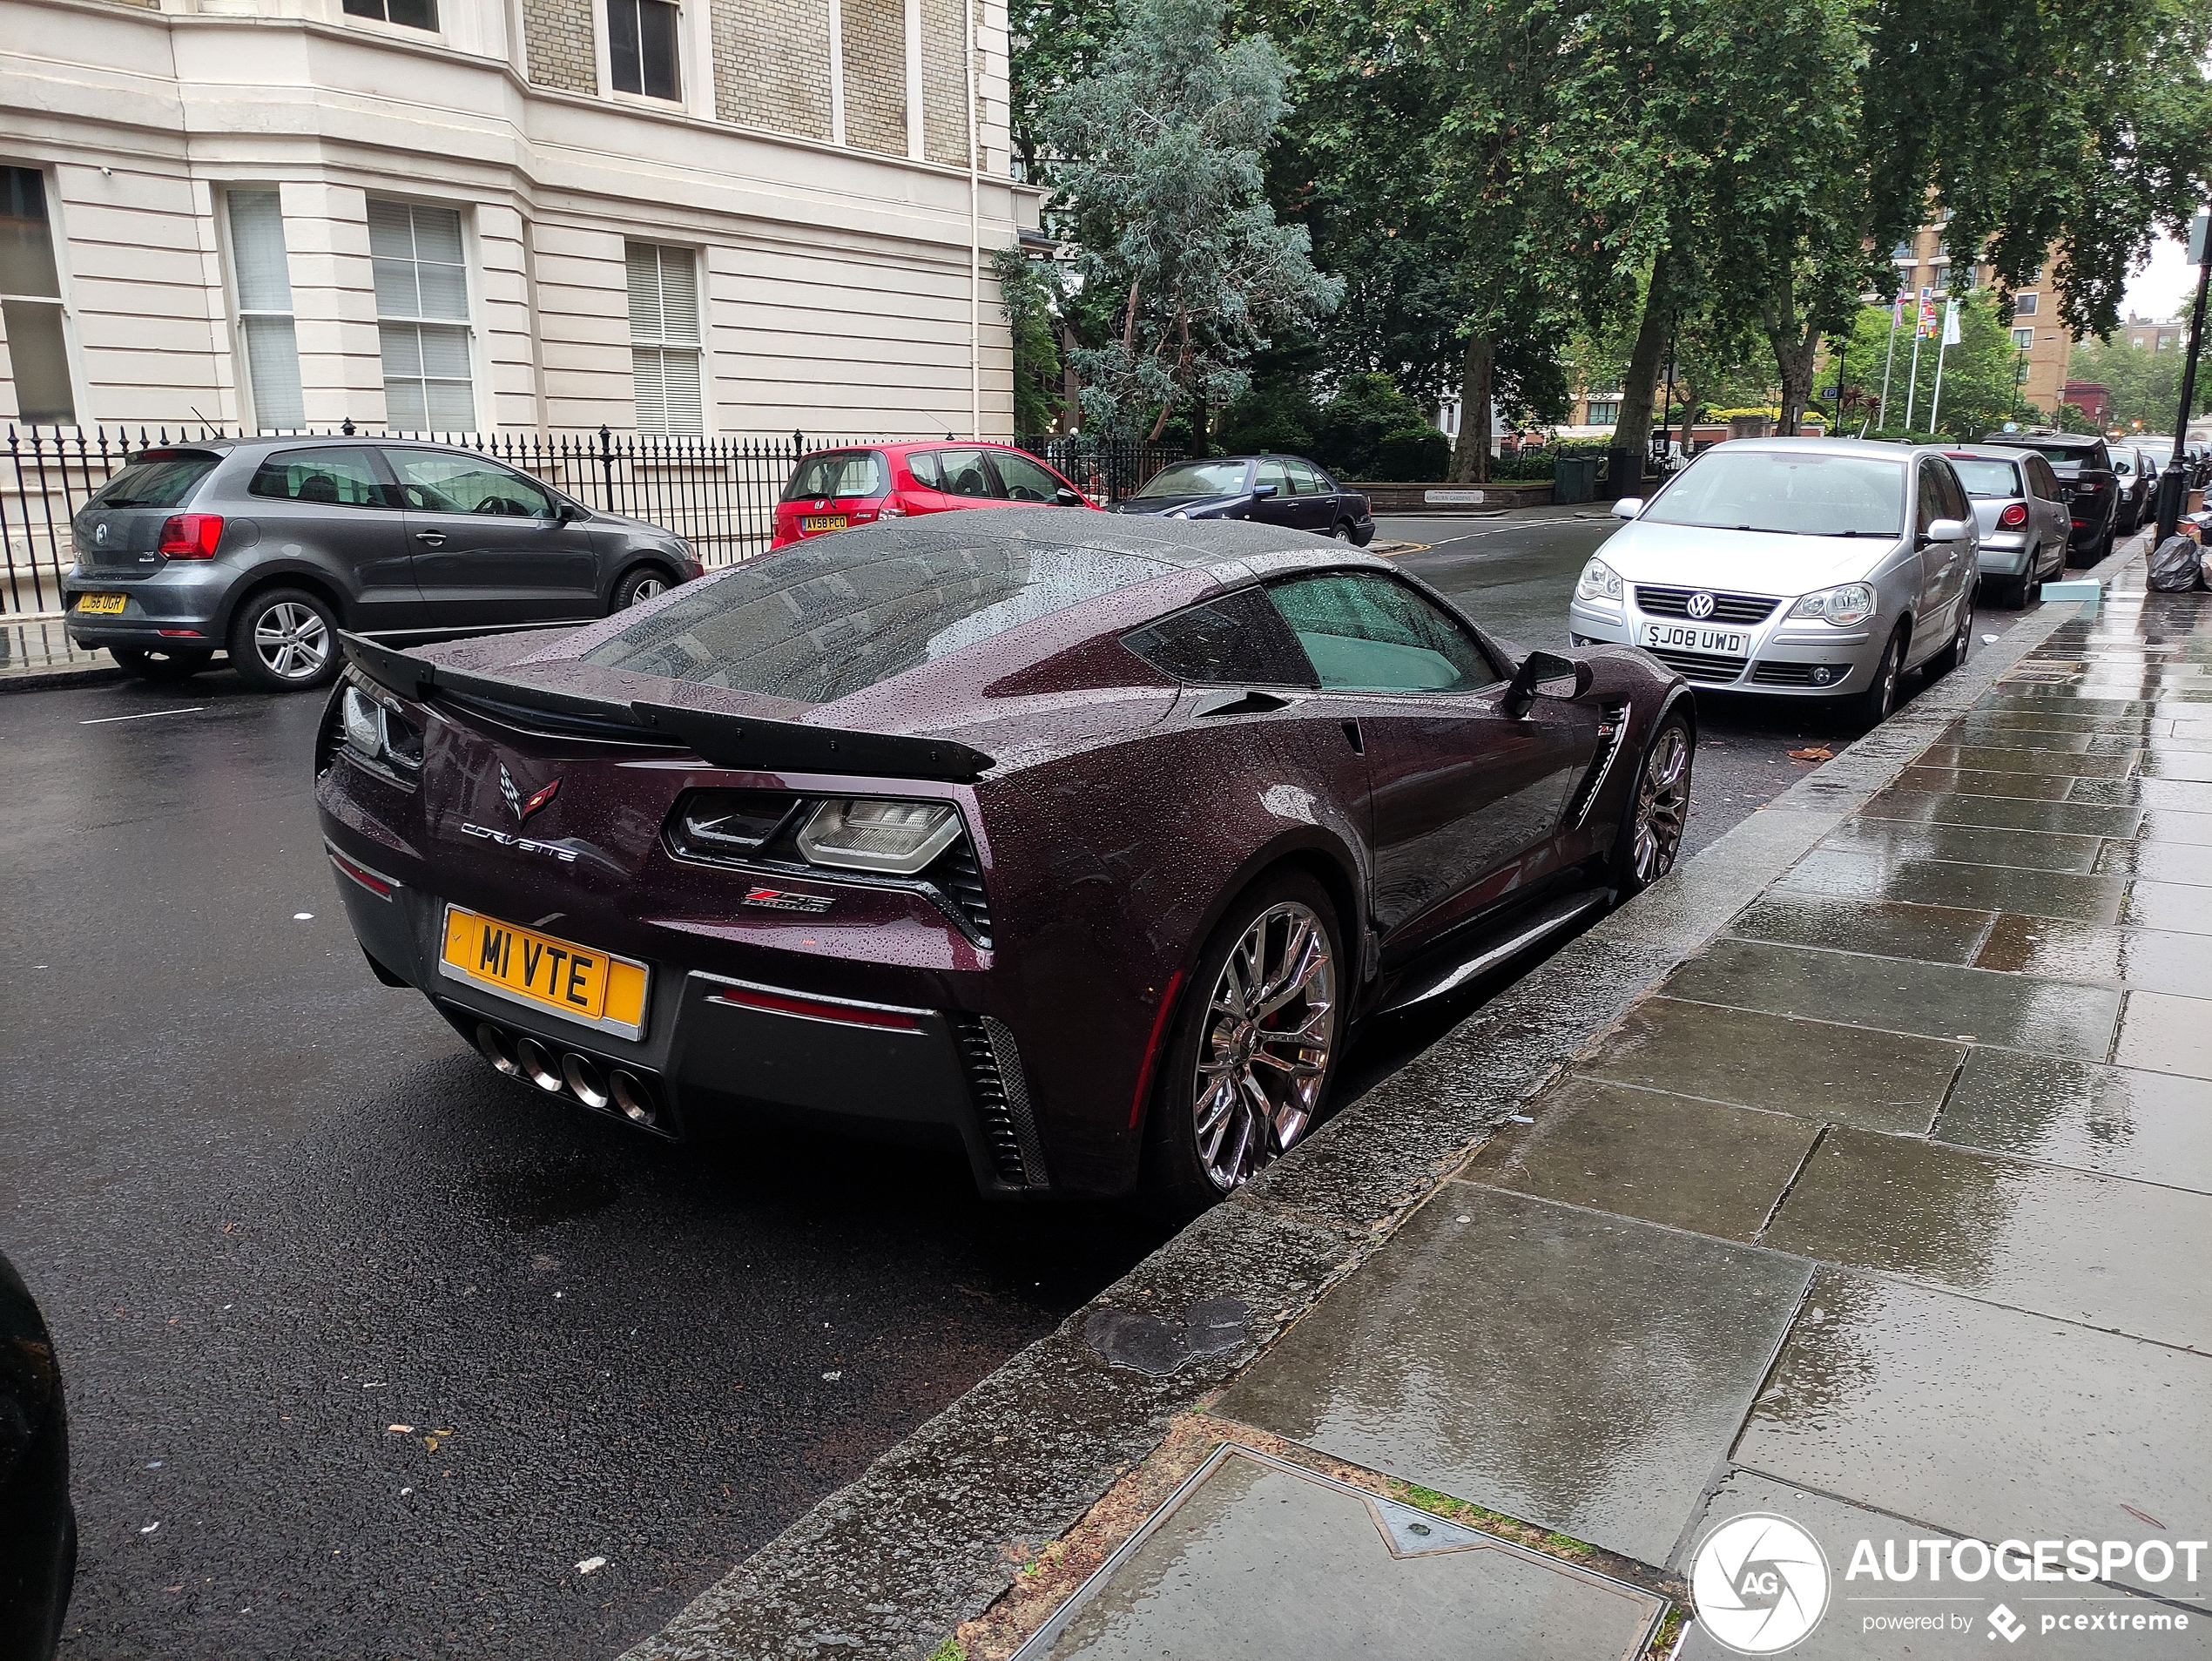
[158,512,223,558]
[1998,503,2028,529]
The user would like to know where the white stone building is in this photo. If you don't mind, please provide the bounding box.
[0,0,1034,438]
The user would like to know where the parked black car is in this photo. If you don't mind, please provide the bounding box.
[1109,456,1376,544]
[1979,431,2121,564]
[0,1251,73,1661]
[62,437,703,691]
[2110,444,2159,531]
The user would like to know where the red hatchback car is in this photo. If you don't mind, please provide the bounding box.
[771,442,1096,548]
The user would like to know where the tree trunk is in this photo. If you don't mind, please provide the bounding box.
[1448,334,1496,483]
[1186,386,1208,458]
[1764,304,1820,439]
[1609,255,1671,491]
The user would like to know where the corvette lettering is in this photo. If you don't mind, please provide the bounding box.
[742,887,834,914]
[461,822,580,863]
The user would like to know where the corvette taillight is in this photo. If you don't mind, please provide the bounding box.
[1998,503,2028,529]
[158,512,224,558]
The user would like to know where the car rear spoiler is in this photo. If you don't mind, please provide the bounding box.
[339,633,995,784]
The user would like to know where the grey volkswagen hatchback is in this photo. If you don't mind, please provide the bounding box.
[63,436,701,690]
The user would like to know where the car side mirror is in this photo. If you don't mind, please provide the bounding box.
[1503,649,1594,719]
[1251,483,1279,500]
[556,501,587,523]
[1925,517,1970,544]
[1611,497,1645,519]
[1054,486,1082,506]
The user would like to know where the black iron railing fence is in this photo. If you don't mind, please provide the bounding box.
[1,424,1185,616]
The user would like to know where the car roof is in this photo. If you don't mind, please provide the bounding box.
[1940,447,2039,465]
[786,510,1383,578]
[1982,430,2104,449]
[1690,435,1939,462]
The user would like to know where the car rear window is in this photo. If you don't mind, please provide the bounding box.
[1999,442,2104,469]
[87,449,219,510]
[582,529,1177,704]
[782,449,888,502]
[1122,587,1318,687]
[1643,450,1905,537]
[1950,458,2021,497]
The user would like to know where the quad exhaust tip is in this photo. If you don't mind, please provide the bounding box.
[474,1021,659,1129]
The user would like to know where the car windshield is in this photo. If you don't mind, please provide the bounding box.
[782,450,888,502]
[1132,461,1251,499]
[1641,449,1905,537]
[87,450,219,510]
[582,528,1176,704]
[1949,458,2021,497]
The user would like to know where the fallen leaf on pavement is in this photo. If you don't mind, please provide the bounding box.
[577,1556,608,1576]
[1788,746,1835,762]
[387,1425,414,1434]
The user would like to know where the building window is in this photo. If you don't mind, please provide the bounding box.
[1891,240,1913,260]
[2014,292,2038,317]
[625,241,703,434]
[608,0,681,98]
[1,165,76,426]
[342,0,438,27]
[2012,327,2034,350]
[368,199,475,431]
[1586,401,1621,425]
[224,190,305,430]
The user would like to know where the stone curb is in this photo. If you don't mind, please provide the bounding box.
[624,555,2131,1661]
[0,661,125,693]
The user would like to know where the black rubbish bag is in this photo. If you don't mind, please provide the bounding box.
[2147,536,2204,593]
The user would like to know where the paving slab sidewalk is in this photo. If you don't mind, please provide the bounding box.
[629,547,2210,1661]
[0,611,121,690]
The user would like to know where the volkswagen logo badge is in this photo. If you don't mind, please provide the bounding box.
[1687,591,1717,620]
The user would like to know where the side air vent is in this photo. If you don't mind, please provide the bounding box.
[955,1015,1047,1187]
[927,840,995,948]
[1565,702,1631,827]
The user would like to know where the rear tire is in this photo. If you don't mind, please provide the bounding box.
[227,586,340,692]
[1932,585,1974,675]
[1331,520,1355,543]
[109,645,211,682]
[1612,711,1693,900]
[1140,871,1344,1218]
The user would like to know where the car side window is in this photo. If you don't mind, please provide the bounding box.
[1914,463,1940,535]
[1284,460,1323,496]
[1935,463,1969,523]
[1257,459,1292,497]
[386,450,557,517]
[249,446,390,508]
[935,449,999,499]
[905,450,942,490]
[1264,571,1499,693]
[1122,586,1318,687]
[991,450,1068,502]
[2087,442,2111,470]
[2025,456,2056,499]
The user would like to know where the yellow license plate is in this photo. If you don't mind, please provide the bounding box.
[439,905,651,1038]
[801,514,849,532]
[76,593,127,614]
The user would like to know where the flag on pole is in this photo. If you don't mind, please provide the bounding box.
[1940,299,1961,347]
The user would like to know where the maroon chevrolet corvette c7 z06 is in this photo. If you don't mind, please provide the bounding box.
[315,517,1693,1207]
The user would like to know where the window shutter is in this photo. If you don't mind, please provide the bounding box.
[632,347,666,432]
[660,345,703,434]
[626,243,664,343]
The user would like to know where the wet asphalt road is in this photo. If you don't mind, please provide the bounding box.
[0,514,2060,1658]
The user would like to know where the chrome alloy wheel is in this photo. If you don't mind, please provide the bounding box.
[1190,901,1337,1192]
[1630,726,1690,884]
[627,575,667,604]
[253,601,331,681]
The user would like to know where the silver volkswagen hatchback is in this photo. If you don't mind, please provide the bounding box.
[1568,437,1979,725]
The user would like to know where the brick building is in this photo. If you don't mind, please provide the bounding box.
[0,0,1035,437]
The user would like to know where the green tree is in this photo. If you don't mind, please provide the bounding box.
[1837,291,2021,440]
[2067,332,2212,434]
[991,247,1067,435]
[1008,0,1123,179]
[1042,0,1342,439]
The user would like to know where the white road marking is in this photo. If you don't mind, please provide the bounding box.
[80,706,206,725]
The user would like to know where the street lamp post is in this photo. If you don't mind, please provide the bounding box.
[2153,208,2209,545]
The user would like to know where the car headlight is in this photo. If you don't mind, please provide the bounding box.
[1790,583,1877,627]
[1575,557,1624,603]
[1167,509,1190,519]
[340,681,423,774]
[796,799,962,875]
